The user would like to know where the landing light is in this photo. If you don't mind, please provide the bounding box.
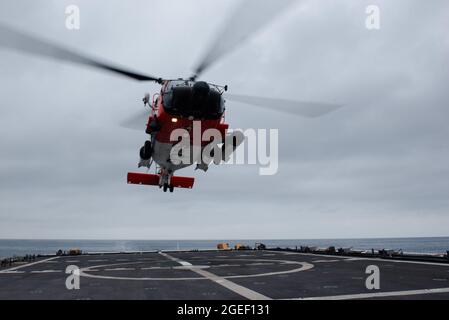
[171,118,178,123]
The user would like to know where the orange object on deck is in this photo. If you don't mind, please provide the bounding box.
[217,243,230,250]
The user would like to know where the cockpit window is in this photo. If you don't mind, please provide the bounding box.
[163,81,224,119]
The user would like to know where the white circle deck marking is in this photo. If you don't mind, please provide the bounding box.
[80,258,314,281]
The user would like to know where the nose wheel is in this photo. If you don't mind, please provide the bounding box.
[159,171,175,193]
[162,184,175,193]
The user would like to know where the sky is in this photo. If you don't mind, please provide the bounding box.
[0,0,448,240]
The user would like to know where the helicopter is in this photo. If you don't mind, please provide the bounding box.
[0,0,341,193]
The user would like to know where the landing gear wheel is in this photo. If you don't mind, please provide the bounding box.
[140,141,152,160]
[169,186,174,193]
[163,184,168,193]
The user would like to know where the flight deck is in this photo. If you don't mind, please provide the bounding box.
[1,250,449,300]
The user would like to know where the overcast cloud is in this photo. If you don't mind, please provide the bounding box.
[0,0,448,239]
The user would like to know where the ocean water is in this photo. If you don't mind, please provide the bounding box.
[1,237,449,258]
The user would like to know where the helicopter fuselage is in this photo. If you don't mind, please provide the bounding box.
[128,80,240,192]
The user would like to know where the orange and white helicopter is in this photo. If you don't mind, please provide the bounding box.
[0,1,341,192]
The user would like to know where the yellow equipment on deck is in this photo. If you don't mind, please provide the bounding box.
[217,243,230,250]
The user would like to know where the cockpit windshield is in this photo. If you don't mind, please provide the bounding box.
[163,80,225,119]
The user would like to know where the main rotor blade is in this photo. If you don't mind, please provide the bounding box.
[0,23,163,83]
[225,94,342,118]
[192,0,295,79]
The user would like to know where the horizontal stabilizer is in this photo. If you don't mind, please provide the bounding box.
[171,176,195,189]
[128,173,159,186]
[127,173,195,189]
